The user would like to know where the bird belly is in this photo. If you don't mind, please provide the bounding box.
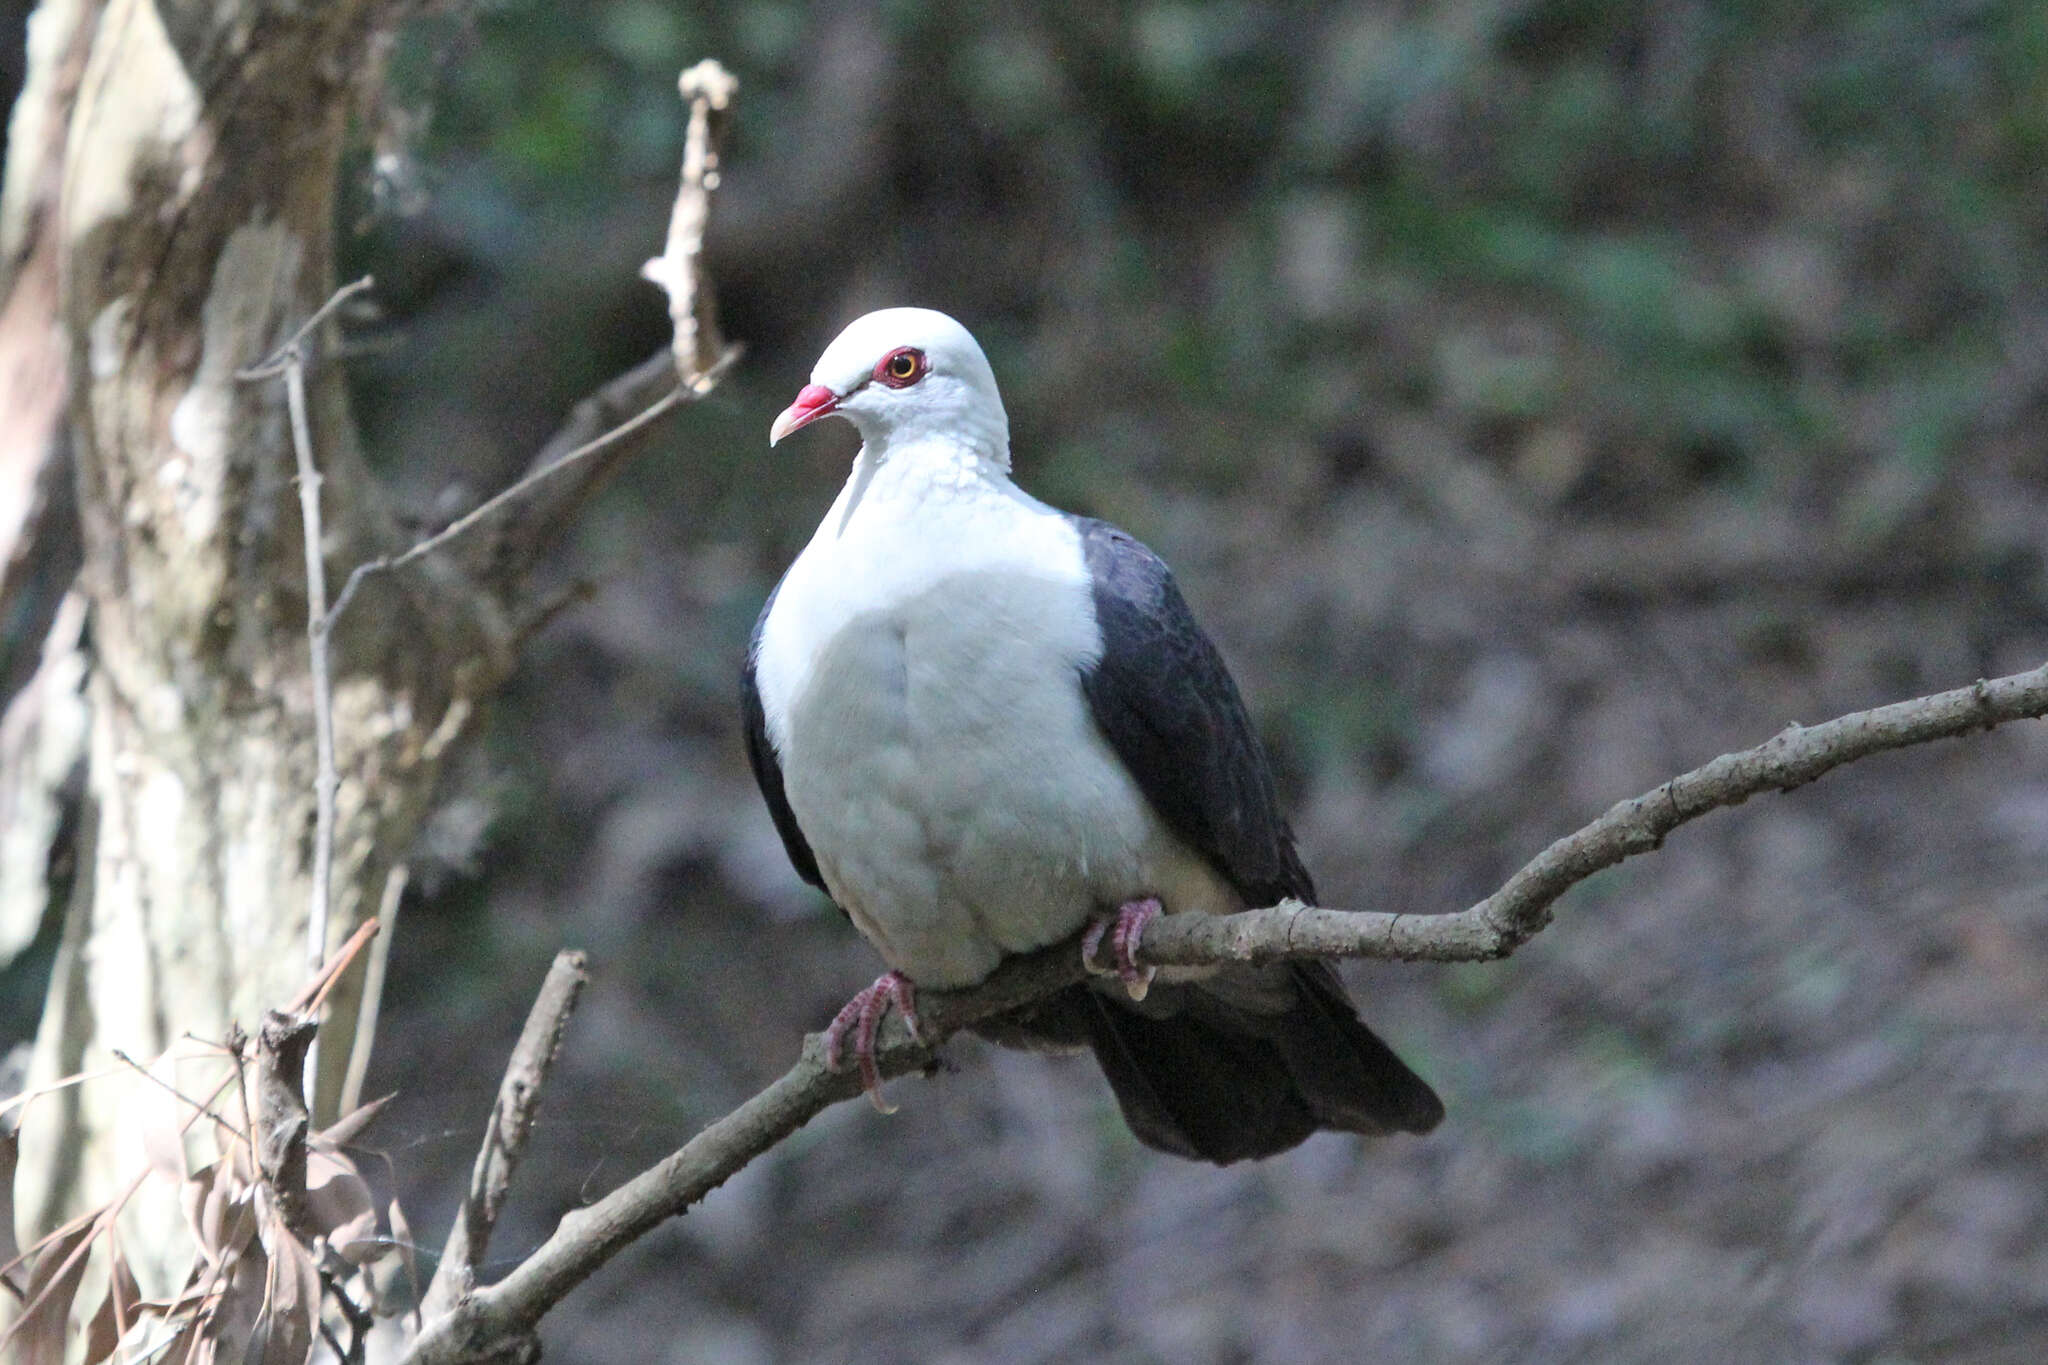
[778,569,1229,988]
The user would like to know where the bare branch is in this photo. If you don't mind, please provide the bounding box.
[400,656,2048,1364]
[1139,659,2048,967]
[287,918,383,1016]
[326,346,741,631]
[234,277,376,382]
[339,58,744,624]
[419,950,589,1323]
[236,276,379,1115]
[254,1010,319,1238]
[523,351,679,476]
[643,59,737,386]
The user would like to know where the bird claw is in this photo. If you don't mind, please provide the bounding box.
[824,970,922,1112]
[1083,897,1161,1001]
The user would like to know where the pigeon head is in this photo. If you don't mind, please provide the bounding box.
[770,308,1010,465]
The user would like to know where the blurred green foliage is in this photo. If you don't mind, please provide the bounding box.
[355,0,2045,510]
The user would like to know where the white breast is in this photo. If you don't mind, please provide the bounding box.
[756,445,1236,987]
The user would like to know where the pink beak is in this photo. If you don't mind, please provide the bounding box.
[769,383,840,446]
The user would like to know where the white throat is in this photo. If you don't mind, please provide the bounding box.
[842,395,1011,475]
[833,428,1014,536]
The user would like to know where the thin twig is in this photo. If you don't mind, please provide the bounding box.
[238,276,376,1112]
[1137,660,2048,967]
[398,656,2048,1365]
[339,863,408,1116]
[289,341,339,993]
[288,918,383,1015]
[108,1050,244,1138]
[419,950,589,1322]
[325,349,738,630]
[235,277,375,381]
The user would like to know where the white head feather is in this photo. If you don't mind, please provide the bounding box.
[771,308,1011,469]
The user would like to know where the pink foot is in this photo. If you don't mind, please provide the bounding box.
[824,970,922,1112]
[1083,897,1161,1001]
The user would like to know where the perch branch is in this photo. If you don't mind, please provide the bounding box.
[399,656,2048,1365]
[420,950,589,1322]
[1138,660,2048,966]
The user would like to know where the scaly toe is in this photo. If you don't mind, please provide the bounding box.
[824,971,919,1113]
[1114,898,1161,1000]
[1081,917,1116,976]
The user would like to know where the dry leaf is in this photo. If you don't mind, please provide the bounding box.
[0,1125,20,1296]
[184,1160,257,1270]
[316,1092,394,1149]
[81,1247,142,1364]
[6,1220,95,1365]
[247,1232,320,1365]
[181,1160,221,1263]
[204,1245,269,1365]
[304,1149,380,1263]
[128,1312,205,1365]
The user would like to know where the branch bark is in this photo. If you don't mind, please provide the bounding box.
[401,657,2048,1363]
[253,1011,318,1238]
[420,950,588,1323]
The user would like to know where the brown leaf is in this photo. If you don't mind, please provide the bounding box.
[143,1317,205,1365]
[204,1248,268,1365]
[302,1149,377,1261]
[0,1126,20,1295]
[182,1160,222,1262]
[220,1124,255,1187]
[186,1160,256,1270]
[217,1188,258,1265]
[4,1219,95,1365]
[315,1091,394,1149]
[81,1248,142,1364]
[246,1233,320,1365]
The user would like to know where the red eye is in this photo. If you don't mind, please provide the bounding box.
[874,346,927,388]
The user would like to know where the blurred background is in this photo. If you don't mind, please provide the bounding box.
[9,1,2048,1360]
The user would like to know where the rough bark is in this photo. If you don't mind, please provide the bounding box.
[10,0,510,1297]
[0,0,96,975]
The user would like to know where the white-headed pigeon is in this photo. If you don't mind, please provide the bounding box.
[745,308,1442,1162]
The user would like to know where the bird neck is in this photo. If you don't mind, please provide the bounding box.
[832,428,1016,532]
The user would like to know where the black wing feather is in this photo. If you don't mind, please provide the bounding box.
[1073,518,1313,909]
[741,581,826,894]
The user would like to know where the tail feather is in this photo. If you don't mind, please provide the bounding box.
[1282,962,1445,1135]
[1080,990,1320,1162]
[997,964,1441,1164]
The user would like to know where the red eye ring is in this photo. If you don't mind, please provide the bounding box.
[874,346,927,388]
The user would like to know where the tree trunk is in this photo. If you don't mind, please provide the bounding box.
[10,0,508,1295]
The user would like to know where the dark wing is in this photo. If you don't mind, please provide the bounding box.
[741,581,825,894]
[1072,518,1313,909]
